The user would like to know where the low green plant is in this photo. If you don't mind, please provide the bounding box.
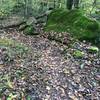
[88,46,99,53]
[0,38,29,56]
[73,50,84,58]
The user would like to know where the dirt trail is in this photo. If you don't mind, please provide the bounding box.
[0,28,100,100]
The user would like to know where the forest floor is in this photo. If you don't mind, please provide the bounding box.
[0,28,100,100]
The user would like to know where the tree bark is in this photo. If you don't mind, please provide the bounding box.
[74,0,80,9]
[54,0,56,8]
[24,0,33,17]
[67,0,73,10]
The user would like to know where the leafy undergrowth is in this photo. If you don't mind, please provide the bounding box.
[0,29,100,99]
[0,37,30,99]
[0,38,29,58]
[45,9,100,40]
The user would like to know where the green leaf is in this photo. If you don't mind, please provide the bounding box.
[88,46,99,53]
[73,50,84,58]
[27,95,31,100]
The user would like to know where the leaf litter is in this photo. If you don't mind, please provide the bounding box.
[0,28,100,100]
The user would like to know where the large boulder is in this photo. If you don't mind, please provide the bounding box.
[45,9,100,41]
[0,16,25,29]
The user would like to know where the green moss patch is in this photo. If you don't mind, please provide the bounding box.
[45,9,100,40]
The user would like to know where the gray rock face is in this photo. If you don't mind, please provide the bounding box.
[0,16,25,29]
[26,17,37,25]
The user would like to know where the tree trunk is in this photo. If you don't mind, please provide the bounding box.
[24,0,33,17]
[54,0,56,8]
[67,0,73,10]
[74,0,80,9]
[28,0,33,16]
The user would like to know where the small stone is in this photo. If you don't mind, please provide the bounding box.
[71,68,77,74]
[0,60,4,65]
[95,73,100,81]
[80,63,85,69]
[69,94,78,100]
[73,76,80,83]
[46,86,51,90]
[63,68,70,74]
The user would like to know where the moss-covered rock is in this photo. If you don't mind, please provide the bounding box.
[23,26,33,35]
[45,9,100,40]
[23,26,39,35]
